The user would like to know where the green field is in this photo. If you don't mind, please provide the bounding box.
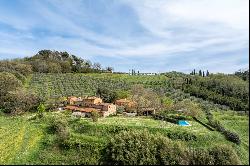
[1,111,248,165]
[0,115,43,164]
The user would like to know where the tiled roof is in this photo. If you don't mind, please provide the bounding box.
[116,99,130,103]
[64,106,100,113]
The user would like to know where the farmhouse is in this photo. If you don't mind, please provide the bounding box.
[67,96,82,105]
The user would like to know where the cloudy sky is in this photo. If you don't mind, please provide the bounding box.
[0,0,249,73]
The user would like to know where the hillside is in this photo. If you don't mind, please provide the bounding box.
[0,50,249,165]
[27,73,168,99]
[0,111,248,165]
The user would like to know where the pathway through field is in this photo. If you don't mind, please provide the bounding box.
[0,116,43,164]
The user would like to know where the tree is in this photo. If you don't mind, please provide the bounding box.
[93,62,102,71]
[131,85,161,115]
[174,99,203,118]
[2,89,40,114]
[0,72,22,97]
[96,87,118,103]
[106,66,114,73]
[37,103,46,118]
[199,70,202,76]
[206,70,210,76]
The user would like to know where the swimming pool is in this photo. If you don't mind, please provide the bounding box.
[178,120,191,126]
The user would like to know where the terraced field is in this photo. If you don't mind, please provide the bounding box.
[0,115,43,164]
[27,73,168,98]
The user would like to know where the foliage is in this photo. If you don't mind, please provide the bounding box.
[116,106,125,114]
[96,87,117,103]
[1,89,41,114]
[46,114,70,143]
[182,74,249,112]
[0,72,22,96]
[174,99,203,118]
[209,144,241,165]
[131,84,161,115]
[37,103,46,118]
[91,110,99,122]
[104,130,221,165]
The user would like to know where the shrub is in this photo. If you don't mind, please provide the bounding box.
[37,103,46,118]
[91,110,99,122]
[103,130,191,165]
[158,139,190,165]
[189,148,214,165]
[46,114,70,144]
[223,130,241,145]
[209,145,241,165]
[104,130,159,165]
[116,106,125,114]
[166,131,197,141]
[208,119,241,144]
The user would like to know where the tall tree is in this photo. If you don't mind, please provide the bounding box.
[206,70,210,76]
[199,70,202,76]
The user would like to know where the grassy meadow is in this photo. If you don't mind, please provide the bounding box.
[0,111,248,165]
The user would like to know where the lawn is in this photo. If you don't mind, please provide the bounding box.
[0,112,248,165]
[213,111,249,165]
[0,115,43,165]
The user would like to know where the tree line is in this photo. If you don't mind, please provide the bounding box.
[167,71,249,112]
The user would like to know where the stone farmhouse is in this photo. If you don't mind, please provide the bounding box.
[65,96,116,118]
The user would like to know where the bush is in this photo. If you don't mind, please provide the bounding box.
[209,145,241,165]
[37,103,46,118]
[209,119,241,144]
[116,106,125,114]
[166,131,197,141]
[158,139,190,165]
[104,130,158,165]
[103,130,191,165]
[189,148,214,165]
[91,110,99,122]
[46,114,70,145]
[223,130,241,145]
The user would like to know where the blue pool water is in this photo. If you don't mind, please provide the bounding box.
[178,120,190,126]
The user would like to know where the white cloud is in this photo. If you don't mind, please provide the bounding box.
[0,0,248,73]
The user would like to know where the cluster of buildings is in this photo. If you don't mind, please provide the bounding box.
[65,96,116,118]
[63,96,156,118]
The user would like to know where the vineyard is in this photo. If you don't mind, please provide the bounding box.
[27,73,168,98]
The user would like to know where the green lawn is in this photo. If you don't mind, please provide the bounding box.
[0,112,248,165]
[213,111,249,165]
[0,115,43,164]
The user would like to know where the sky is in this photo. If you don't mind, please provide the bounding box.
[0,0,249,73]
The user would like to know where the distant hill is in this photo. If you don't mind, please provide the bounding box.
[0,49,113,76]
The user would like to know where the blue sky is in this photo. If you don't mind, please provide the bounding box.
[0,0,249,73]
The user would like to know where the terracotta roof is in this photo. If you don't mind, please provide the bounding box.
[64,105,78,110]
[68,97,82,102]
[98,103,114,106]
[64,106,100,113]
[116,99,130,103]
[82,96,101,100]
[78,108,100,113]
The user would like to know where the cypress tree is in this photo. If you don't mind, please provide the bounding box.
[206,70,209,76]
[199,70,202,76]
